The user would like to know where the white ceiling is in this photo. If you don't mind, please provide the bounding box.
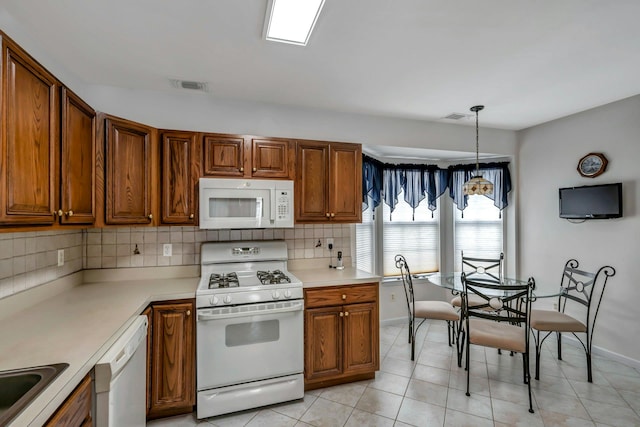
[2,0,640,130]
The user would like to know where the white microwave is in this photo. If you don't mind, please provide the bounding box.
[199,178,294,229]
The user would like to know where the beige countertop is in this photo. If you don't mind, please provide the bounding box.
[0,269,198,427]
[290,267,381,288]
[0,265,378,426]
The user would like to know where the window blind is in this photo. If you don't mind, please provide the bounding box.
[355,199,375,274]
[383,191,439,276]
[454,195,503,271]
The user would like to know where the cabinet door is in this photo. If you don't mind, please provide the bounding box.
[105,117,154,224]
[44,373,92,427]
[202,134,248,177]
[343,302,379,375]
[251,138,293,179]
[295,141,329,222]
[0,38,58,225]
[161,132,198,224]
[304,306,343,381]
[329,143,362,222]
[149,301,195,418]
[60,88,96,224]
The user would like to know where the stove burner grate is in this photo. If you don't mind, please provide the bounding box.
[209,272,240,289]
[257,270,292,285]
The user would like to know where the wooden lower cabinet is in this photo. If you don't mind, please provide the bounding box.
[304,283,379,390]
[44,373,92,427]
[146,299,195,420]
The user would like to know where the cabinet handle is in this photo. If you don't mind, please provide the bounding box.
[252,167,257,172]
[189,213,194,219]
[240,167,244,172]
[147,214,153,220]
[342,294,346,300]
[325,213,330,218]
[186,310,191,316]
[344,311,349,316]
[56,209,64,217]
[330,213,335,218]
[339,312,344,317]
[65,210,74,217]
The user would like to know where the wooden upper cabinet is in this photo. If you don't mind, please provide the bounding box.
[202,134,247,177]
[105,116,155,224]
[60,88,96,224]
[251,138,294,178]
[0,37,59,225]
[161,131,199,225]
[295,140,362,223]
[203,134,294,179]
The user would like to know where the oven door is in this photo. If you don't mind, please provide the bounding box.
[196,300,304,390]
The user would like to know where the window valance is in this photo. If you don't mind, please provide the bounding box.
[362,155,511,218]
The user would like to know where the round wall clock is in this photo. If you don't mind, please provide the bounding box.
[577,152,608,178]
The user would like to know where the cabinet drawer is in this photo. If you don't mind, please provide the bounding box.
[305,283,377,308]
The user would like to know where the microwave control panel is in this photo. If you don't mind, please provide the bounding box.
[277,190,292,221]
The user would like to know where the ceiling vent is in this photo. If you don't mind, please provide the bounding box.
[443,113,469,120]
[170,79,208,92]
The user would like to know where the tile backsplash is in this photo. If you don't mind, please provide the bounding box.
[0,224,352,299]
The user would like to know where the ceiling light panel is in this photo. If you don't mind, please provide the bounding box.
[265,0,325,46]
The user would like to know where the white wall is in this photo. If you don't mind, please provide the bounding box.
[518,95,640,364]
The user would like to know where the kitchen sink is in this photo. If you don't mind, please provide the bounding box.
[0,363,68,426]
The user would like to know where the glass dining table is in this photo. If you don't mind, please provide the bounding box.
[425,272,564,300]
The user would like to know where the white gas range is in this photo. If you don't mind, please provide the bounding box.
[196,241,304,419]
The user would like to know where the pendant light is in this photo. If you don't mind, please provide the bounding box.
[462,105,494,196]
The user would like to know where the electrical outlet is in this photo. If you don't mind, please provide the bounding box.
[326,238,334,248]
[391,293,396,301]
[57,249,64,266]
[163,244,172,257]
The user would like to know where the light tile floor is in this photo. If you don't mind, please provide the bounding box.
[147,321,640,427]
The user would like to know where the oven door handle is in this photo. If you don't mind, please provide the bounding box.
[197,302,303,321]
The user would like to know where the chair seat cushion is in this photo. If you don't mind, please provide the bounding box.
[530,309,586,333]
[451,294,486,308]
[467,318,527,353]
[414,301,459,321]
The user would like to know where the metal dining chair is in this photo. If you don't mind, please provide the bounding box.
[395,254,459,361]
[530,259,615,382]
[461,272,536,413]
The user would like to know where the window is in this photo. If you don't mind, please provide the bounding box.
[453,195,503,271]
[355,198,375,274]
[382,191,439,276]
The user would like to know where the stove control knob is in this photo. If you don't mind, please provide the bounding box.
[223,295,232,304]
[272,290,281,300]
[284,290,292,299]
[209,296,219,306]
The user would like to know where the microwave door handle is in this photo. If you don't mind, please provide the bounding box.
[270,189,276,222]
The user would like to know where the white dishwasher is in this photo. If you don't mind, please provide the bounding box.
[94,315,148,427]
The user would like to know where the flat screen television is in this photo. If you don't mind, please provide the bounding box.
[559,183,623,219]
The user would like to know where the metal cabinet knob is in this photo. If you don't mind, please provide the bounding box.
[56,209,64,217]
[186,310,191,316]
[147,214,153,220]
[66,210,74,217]
[325,213,330,217]
[342,294,346,300]
[330,213,335,218]
[240,167,244,172]
[344,311,349,316]
[189,213,194,219]
[339,312,344,317]
[252,167,257,172]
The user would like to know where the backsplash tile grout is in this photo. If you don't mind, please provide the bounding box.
[0,224,352,300]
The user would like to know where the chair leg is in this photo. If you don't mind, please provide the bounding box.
[557,332,562,360]
[447,321,452,347]
[525,352,534,413]
[465,338,471,396]
[535,331,541,381]
[586,352,593,383]
[408,319,413,344]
